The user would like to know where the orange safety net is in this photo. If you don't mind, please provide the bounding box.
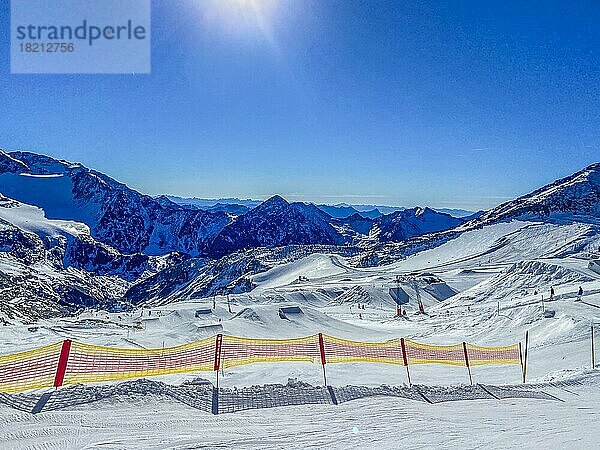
[62,338,216,386]
[321,335,403,365]
[220,335,320,369]
[465,343,521,366]
[404,340,467,366]
[0,342,62,393]
[0,335,522,393]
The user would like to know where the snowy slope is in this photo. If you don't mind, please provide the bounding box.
[0,194,90,238]
[251,254,347,290]
[2,381,600,450]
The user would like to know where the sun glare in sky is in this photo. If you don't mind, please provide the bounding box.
[196,0,280,38]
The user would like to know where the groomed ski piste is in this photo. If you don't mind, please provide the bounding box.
[2,219,600,449]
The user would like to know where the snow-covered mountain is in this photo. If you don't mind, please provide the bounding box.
[0,151,232,256]
[374,207,464,243]
[208,196,347,258]
[465,162,600,227]
[0,194,166,279]
[123,245,360,305]
[0,151,470,263]
[0,195,140,320]
[359,163,600,266]
[1,149,598,320]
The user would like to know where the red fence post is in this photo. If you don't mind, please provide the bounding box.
[53,339,72,388]
[400,338,412,386]
[213,334,223,389]
[462,342,473,385]
[318,333,328,386]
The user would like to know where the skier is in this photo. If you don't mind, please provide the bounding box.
[577,286,583,302]
[550,286,555,300]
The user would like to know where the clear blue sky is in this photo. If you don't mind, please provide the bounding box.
[1,0,599,210]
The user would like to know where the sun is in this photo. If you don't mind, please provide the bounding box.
[229,0,277,13]
[196,0,279,33]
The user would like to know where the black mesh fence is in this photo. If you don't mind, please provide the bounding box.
[0,379,560,415]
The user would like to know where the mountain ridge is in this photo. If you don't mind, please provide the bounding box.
[0,150,233,256]
[463,162,600,229]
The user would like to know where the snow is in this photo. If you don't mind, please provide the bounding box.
[0,172,98,226]
[1,380,599,449]
[251,254,347,290]
[0,196,90,238]
[2,218,600,447]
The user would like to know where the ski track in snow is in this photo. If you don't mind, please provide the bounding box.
[1,384,599,449]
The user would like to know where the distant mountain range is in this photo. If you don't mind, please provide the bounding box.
[374,207,464,242]
[0,151,468,261]
[208,195,347,258]
[166,195,476,219]
[0,148,598,319]
[165,196,261,211]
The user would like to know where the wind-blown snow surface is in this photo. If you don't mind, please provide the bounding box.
[2,381,600,449]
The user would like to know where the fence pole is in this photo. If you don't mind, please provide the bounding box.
[212,334,223,415]
[53,339,72,388]
[400,338,411,386]
[462,342,473,385]
[519,342,524,384]
[318,333,328,386]
[523,331,529,384]
[592,325,595,369]
[213,334,223,389]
